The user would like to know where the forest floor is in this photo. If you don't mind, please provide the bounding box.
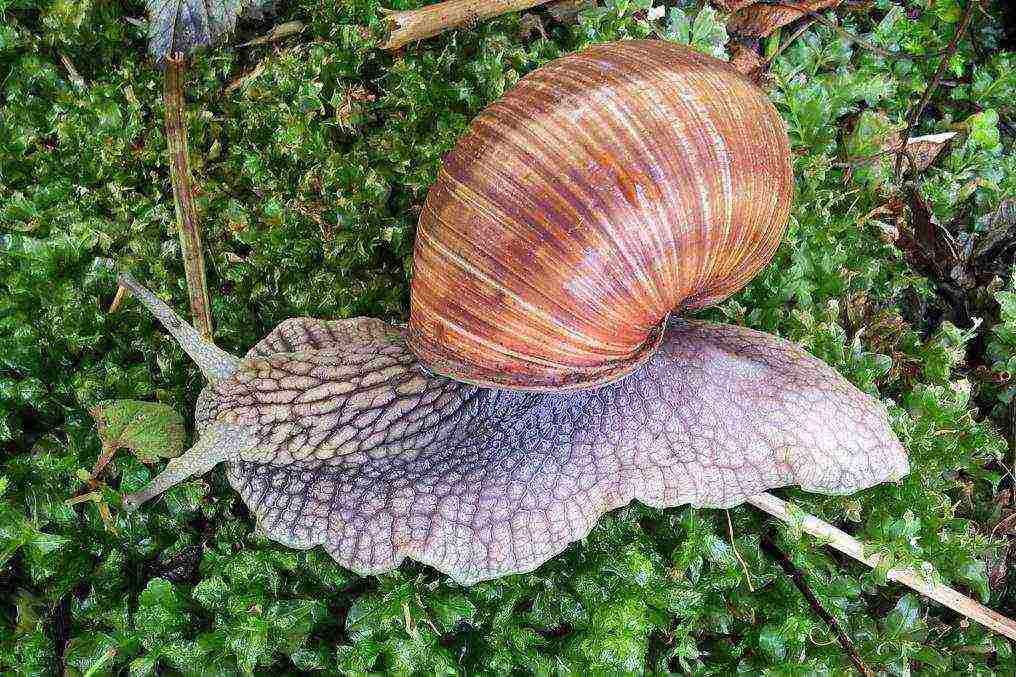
[3,0,1016,673]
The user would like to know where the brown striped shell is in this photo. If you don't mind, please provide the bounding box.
[408,40,794,391]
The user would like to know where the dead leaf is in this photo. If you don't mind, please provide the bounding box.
[973,198,1016,267]
[897,186,974,294]
[65,491,102,506]
[225,61,266,93]
[148,0,275,61]
[901,131,957,171]
[847,114,954,173]
[60,54,86,90]
[334,85,375,129]
[988,500,1016,591]
[857,203,898,242]
[981,198,1016,231]
[729,0,839,37]
[519,13,546,40]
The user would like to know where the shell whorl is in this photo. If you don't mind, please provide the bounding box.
[408,40,794,391]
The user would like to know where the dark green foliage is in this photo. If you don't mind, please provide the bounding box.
[2,0,1016,673]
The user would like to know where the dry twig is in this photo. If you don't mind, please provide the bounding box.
[748,493,1016,641]
[760,534,874,677]
[726,510,756,591]
[760,17,817,69]
[1008,274,1016,509]
[769,2,892,57]
[382,0,553,49]
[163,56,214,340]
[107,284,127,314]
[893,0,977,180]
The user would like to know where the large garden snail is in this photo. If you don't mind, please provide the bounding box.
[120,40,908,584]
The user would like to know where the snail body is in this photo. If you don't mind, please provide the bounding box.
[119,41,908,583]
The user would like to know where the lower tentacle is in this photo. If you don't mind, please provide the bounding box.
[123,423,243,511]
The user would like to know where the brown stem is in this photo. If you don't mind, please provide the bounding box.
[1011,373,1016,509]
[382,0,552,49]
[1009,272,1016,508]
[770,3,893,58]
[760,17,816,70]
[164,56,214,341]
[760,534,874,677]
[726,509,756,592]
[893,0,977,180]
[748,493,1016,641]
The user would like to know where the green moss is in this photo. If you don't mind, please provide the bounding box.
[2,0,1016,673]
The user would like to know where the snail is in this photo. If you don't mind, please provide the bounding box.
[119,40,908,584]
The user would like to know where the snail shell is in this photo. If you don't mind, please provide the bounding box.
[408,40,794,391]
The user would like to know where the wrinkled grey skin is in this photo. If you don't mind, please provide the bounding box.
[119,273,908,585]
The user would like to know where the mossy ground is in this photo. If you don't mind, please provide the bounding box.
[3,0,1016,673]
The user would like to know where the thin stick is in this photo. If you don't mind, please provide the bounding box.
[726,509,756,592]
[770,2,893,58]
[760,17,816,70]
[163,56,214,341]
[107,283,126,313]
[892,0,976,180]
[1010,273,1016,508]
[747,492,1016,641]
[760,534,874,677]
[382,0,552,49]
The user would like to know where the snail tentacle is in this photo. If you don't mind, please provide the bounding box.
[118,271,240,382]
[123,422,246,511]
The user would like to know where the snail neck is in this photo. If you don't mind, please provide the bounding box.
[206,328,542,463]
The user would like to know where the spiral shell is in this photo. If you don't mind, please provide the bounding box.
[408,40,793,391]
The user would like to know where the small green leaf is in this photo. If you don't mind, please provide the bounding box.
[192,575,229,611]
[661,6,727,59]
[64,634,118,674]
[136,578,189,649]
[430,593,478,633]
[662,8,691,44]
[758,623,787,661]
[956,558,990,603]
[933,0,962,23]
[883,594,921,636]
[128,652,159,677]
[967,109,1000,150]
[914,645,949,669]
[689,6,728,60]
[90,400,186,463]
[27,531,69,556]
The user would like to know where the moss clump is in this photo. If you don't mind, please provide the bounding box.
[2,0,1016,673]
